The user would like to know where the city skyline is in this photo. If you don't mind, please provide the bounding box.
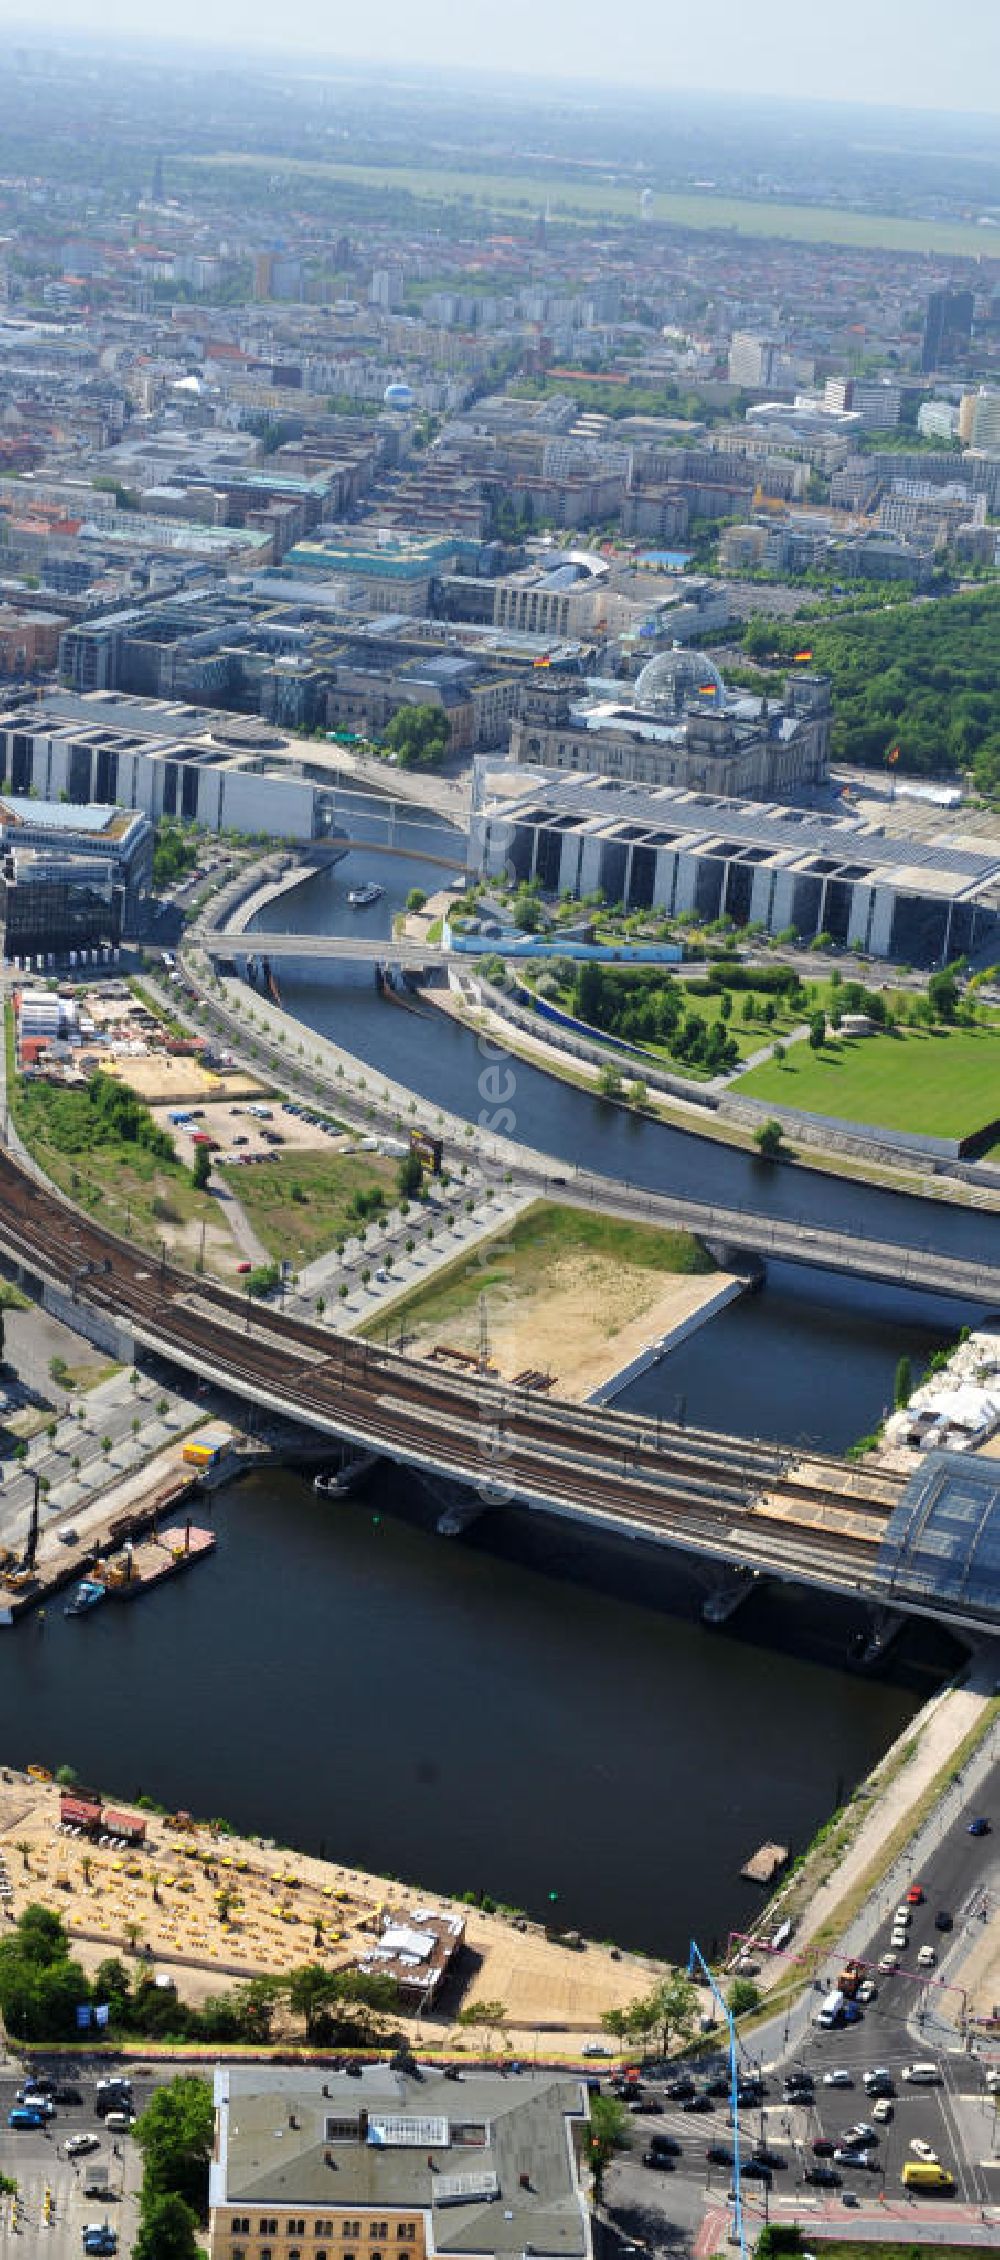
[3,0,1000,116]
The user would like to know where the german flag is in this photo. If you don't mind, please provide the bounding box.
[698,683,716,695]
[886,745,900,766]
[532,655,552,669]
[793,649,813,662]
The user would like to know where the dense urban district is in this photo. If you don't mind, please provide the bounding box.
[2,36,1000,2260]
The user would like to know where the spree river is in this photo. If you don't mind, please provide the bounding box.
[0,816,973,1964]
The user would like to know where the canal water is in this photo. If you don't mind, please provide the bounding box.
[5,1466,929,1963]
[250,827,999,1270]
[0,812,973,1964]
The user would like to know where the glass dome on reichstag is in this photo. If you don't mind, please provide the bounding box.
[634,646,725,716]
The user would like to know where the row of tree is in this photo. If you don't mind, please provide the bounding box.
[743,588,1000,791]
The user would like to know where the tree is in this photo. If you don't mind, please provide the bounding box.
[587,2093,628,2200]
[646,1969,698,2057]
[754,1119,784,1160]
[134,2077,214,2218]
[928,969,959,1023]
[287,1963,338,2040]
[894,1355,913,1409]
[132,2193,201,2260]
[727,1977,760,2016]
[808,1010,826,1051]
[190,1144,212,1192]
[397,1151,423,1202]
[457,1998,508,2048]
[598,1064,622,1099]
[383,703,451,769]
[406,888,427,913]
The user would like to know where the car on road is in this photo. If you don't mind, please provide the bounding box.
[863,2068,894,2094]
[16,2088,55,2113]
[871,2100,893,2123]
[582,2045,610,2058]
[55,2085,83,2105]
[739,2161,772,2182]
[833,2149,879,2171]
[680,2093,713,2112]
[909,2140,939,2162]
[935,1910,954,1931]
[706,2144,734,2167]
[822,2069,853,2087]
[751,2147,785,2171]
[893,1905,911,1925]
[700,2074,731,2098]
[627,2096,661,2113]
[901,2062,942,2084]
[663,2078,695,2101]
[82,2230,117,2256]
[842,2123,878,2147]
[901,2161,954,2193]
[811,2138,835,2157]
[856,1981,877,2003]
[66,2135,100,2158]
[648,2134,680,2155]
[804,2166,841,2188]
[9,2106,45,2129]
[878,1952,899,1972]
[917,1944,937,1967]
[642,2151,674,2171]
[906,1884,925,1904]
[890,1928,909,1950]
[968,1816,991,1837]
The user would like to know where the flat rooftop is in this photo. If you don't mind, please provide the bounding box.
[214,2064,589,2260]
[0,794,141,843]
[478,766,1000,892]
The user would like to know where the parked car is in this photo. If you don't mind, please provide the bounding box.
[878,1952,899,1973]
[905,1884,925,1904]
[8,2107,45,2130]
[804,2166,841,2188]
[917,1945,937,1968]
[968,1817,991,1837]
[811,2138,835,2158]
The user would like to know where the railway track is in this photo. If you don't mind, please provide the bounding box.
[0,1146,910,1604]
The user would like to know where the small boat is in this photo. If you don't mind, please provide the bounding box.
[313,1451,379,1499]
[63,1580,107,1619]
[347,881,384,909]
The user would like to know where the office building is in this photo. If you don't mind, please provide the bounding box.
[921,289,974,373]
[208,2062,591,2260]
[471,767,1000,965]
[970,389,1000,454]
[0,794,152,955]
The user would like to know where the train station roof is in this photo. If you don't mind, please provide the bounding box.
[875,1451,1000,1620]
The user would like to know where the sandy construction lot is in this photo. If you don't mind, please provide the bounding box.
[401,1238,734,1400]
[104,1054,263,1104]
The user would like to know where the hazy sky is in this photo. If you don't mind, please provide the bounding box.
[4,0,1000,112]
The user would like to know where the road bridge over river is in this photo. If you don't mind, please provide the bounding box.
[0,1150,998,1636]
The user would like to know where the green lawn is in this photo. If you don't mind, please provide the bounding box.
[235,1148,401,1268]
[187,152,996,255]
[358,1200,713,1340]
[735,1022,1000,1139]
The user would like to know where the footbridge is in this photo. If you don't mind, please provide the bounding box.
[1,1150,999,1636]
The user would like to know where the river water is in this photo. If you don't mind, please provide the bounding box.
[0,813,974,1964]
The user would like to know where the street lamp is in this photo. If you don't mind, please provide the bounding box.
[689,1939,746,2260]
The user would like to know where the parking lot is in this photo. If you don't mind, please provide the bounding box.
[0,2065,148,2259]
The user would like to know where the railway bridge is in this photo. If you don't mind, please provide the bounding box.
[0,1150,998,1637]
